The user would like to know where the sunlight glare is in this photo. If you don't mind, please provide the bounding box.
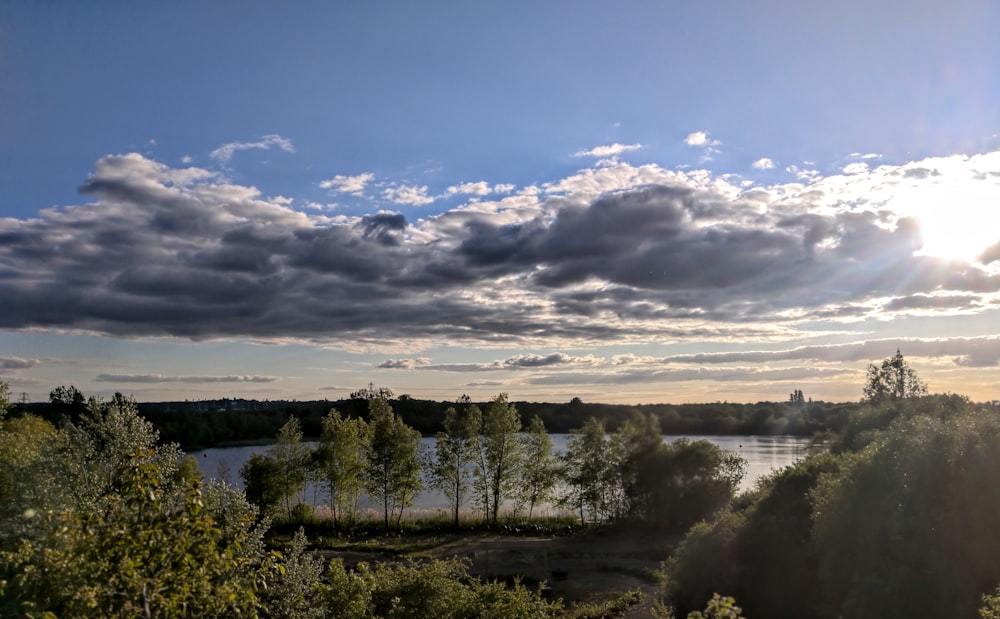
[903,185,1000,263]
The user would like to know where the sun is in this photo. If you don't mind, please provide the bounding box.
[902,185,1000,263]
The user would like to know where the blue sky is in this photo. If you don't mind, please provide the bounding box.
[2,1,1000,404]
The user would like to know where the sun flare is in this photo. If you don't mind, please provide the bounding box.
[900,182,1000,263]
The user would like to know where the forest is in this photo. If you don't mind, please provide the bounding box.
[37,384,855,451]
[4,352,1000,617]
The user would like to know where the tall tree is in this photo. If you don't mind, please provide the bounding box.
[364,398,422,529]
[56,393,183,512]
[516,415,559,520]
[0,380,10,420]
[270,416,311,521]
[562,417,612,524]
[474,394,524,526]
[862,349,928,403]
[315,408,368,527]
[428,405,480,527]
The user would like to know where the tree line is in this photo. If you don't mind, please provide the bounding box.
[33,384,858,451]
[241,392,747,533]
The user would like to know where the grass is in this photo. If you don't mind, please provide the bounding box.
[266,507,581,551]
[595,562,664,584]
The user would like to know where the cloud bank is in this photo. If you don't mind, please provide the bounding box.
[2,150,1000,359]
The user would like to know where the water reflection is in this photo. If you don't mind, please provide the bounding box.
[191,434,815,512]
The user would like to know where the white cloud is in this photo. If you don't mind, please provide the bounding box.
[574,143,643,158]
[210,134,295,162]
[320,172,375,196]
[752,158,775,170]
[684,131,720,147]
[446,181,492,196]
[384,184,434,206]
[842,162,870,175]
[785,164,821,181]
[445,181,518,197]
[180,155,193,164]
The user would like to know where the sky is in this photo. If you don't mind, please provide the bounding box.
[2,1,1000,405]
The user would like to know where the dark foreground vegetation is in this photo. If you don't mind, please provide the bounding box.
[4,352,1000,617]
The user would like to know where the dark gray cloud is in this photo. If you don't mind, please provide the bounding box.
[662,337,1000,367]
[1,153,998,351]
[379,352,600,372]
[0,357,38,371]
[526,366,850,386]
[95,374,279,383]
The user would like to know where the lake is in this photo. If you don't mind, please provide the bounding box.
[190,434,814,514]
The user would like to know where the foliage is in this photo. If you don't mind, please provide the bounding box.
[862,349,928,403]
[517,414,560,519]
[319,557,563,618]
[261,527,325,619]
[0,453,278,618]
[686,593,746,619]
[427,404,480,526]
[55,393,184,512]
[270,416,311,521]
[982,586,1000,619]
[474,393,524,526]
[315,408,369,526]
[663,391,1000,619]
[364,398,422,529]
[562,417,614,524]
[0,380,9,419]
[241,452,285,517]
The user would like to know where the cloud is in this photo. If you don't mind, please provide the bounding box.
[378,357,431,369]
[210,134,295,162]
[445,181,517,197]
[95,374,280,383]
[0,357,38,371]
[1,150,999,354]
[378,352,602,372]
[684,131,719,147]
[320,172,375,196]
[842,162,869,175]
[683,132,722,161]
[574,143,643,158]
[384,184,434,205]
[752,158,775,170]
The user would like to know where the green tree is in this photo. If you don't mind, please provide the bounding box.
[0,413,58,542]
[49,384,87,419]
[614,412,666,521]
[516,415,559,519]
[50,393,183,513]
[0,380,9,420]
[562,417,612,524]
[262,528,325,619]
[862,349,928,403]
[364,398,422,529]
[270,416,311,521]
[315,408,368,527]
[428,404,480,527]
[474,393,523,526]
[0,453,278,618]
[240,452,284,517]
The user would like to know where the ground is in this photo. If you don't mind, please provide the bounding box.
[318,525,678,616]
